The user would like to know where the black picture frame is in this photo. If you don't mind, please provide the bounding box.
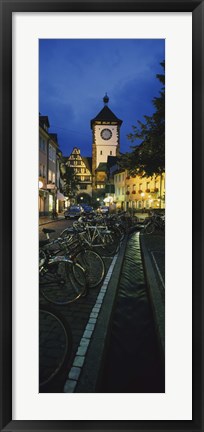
[0,0,203,431]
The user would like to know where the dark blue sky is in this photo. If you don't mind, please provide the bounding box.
[39,39,165,157]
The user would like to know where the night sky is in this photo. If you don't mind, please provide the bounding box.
[39,39,165,157]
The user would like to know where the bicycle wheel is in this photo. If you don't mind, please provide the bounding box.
[40,261,87,305]
[39,304,72,389]
[59,227,74,241]
[116,224,126,241]
[75,249,105,288]
[112,225,125,242]
[99,232,120,256]
[145,223,155,235]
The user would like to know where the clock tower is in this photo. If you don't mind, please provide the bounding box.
[91,94,122,189]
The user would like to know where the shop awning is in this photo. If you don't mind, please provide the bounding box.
[57,192,66,201]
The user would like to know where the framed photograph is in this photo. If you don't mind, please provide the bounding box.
[0,0,203,431]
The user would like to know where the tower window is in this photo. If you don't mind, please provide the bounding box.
[100,151,102,155]
[110,151,112,155]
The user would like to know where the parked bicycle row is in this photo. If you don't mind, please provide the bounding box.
[137,211,165,234]
[39,212,133,390]
[39,210,164,390]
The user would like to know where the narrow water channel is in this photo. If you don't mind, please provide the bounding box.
[97,231,165,393]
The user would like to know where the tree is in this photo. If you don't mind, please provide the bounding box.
[120,61,165,178]
[60,163,78,199]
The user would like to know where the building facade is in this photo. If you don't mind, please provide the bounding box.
[64,147,92,204]
[114,170,165,211]
[39,115,63,216]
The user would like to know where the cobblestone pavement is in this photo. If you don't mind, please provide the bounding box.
[39,219,114,392]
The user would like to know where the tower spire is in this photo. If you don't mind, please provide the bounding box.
[103,93,109,105]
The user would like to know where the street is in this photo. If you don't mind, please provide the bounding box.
[39,217,73,240]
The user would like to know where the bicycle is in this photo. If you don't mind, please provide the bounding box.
[39,303,73,390]
[143,214,165,235]
[39,228,87,305]
[59,226,105,288]
[72,217,120,256]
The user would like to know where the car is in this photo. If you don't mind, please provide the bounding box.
[64,205,84,219]
[98,205,109,214]
[82,205,94,215]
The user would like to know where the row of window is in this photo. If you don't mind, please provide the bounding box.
[79,176,91,182]
[70,154,80,158]
[69,160,84,166]
[74,167,88,174]
[115,185,161,195]
[115,173,125,182]
[115,180,160,190]
[115,174,164,190]
[99,150,113,156]
[116,187,125,195]
[39,138,56,165]
[128,200,157,209]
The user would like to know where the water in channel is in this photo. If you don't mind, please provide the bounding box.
[98,231,165,393]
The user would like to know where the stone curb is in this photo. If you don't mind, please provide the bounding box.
[75,235,129,393]
[140,234,165,363]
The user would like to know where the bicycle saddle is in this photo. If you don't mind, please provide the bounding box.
[42,228,56,234]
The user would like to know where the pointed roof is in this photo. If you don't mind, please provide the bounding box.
[91,105,122,128]
[39,115,50,129]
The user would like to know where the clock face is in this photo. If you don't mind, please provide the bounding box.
[100,128,112,140]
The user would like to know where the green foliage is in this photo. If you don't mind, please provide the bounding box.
[120,61,165,177]
[60,164,78,197]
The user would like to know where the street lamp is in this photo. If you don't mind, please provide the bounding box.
[39,180,43,189]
